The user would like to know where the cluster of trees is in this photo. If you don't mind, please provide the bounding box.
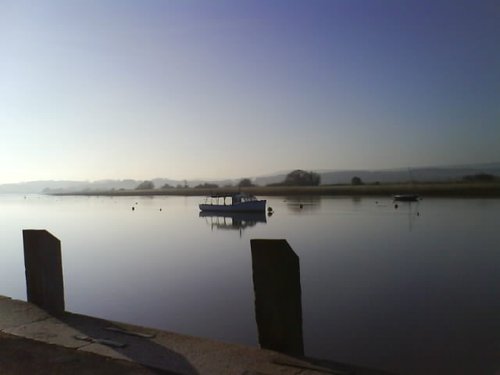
[135,181,155,190]
[134,178,257,190]
[238,178,255,187]
[351,176,363,185]
[135,171,325,190]
[194,182,219,189]
[268,170,321,186]
[135,180,189,190]
[133,172,393,190]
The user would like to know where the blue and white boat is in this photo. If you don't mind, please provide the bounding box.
[199,193,266,212]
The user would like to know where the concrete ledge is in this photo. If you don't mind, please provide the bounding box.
[0,331,168,375]
[0,296,394,374]
[0,297,50,330]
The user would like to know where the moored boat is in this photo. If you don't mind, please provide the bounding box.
[393,194,420,202]
[199,193,266,212]
[394,168,421,202]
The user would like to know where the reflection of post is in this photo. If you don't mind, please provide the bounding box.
[23,230,65,314]
[250,239,304,356]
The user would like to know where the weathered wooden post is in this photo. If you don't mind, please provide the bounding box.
[22,230,65,314]
[250,239,304,356]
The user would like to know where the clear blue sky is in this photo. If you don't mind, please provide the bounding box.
[1,0,498,183]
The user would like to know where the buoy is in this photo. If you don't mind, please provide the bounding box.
[132,207,135,211]
[299,204,303,209]
[394,204,398,209]
[159,208,162,211]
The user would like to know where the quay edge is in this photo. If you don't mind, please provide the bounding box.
[0,295,395,375]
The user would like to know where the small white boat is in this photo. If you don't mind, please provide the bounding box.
[199,193,266,212]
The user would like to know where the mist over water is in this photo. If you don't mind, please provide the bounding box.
[1,194,499,375]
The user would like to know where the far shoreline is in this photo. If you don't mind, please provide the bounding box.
[49,182,500,198]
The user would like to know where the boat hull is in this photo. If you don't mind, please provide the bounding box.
[393,194,420,202]
[199,200,266,212]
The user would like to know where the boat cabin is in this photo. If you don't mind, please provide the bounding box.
[203,193,258,206]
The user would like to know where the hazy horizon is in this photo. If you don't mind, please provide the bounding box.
[0,160,499,187]
[1,1,499,184]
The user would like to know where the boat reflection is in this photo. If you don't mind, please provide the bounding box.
[199,211,267,232]
[394,199,421,232]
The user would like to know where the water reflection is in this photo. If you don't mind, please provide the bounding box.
[284,196,321,213]
[351,196,362,204]
[3,195,500,375]
[199,211,267,232]
[394,201,421,232]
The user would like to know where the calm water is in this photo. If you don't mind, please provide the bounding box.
[1,194,499,374]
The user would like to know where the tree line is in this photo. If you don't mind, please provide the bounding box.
[129,171,500,191]
[134,169,323,190]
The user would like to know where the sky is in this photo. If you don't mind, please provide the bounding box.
[0,0,499,183]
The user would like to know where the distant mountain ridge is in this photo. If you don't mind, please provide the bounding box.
[1,162,499,194]
[0,178,238,194]
[255,163,500,185]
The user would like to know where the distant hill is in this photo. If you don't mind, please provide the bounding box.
[255,163,500,185]
[1,162,499,194]
[0,178,239,194]
[0,180,85,194]
[0,179,143,194]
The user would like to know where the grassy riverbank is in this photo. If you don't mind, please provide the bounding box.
[51,182,500,197]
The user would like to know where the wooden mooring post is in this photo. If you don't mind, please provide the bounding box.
[250,239,304,356]
[22,229,65,314]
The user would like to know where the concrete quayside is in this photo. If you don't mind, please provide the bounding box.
[0,296,393,374]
